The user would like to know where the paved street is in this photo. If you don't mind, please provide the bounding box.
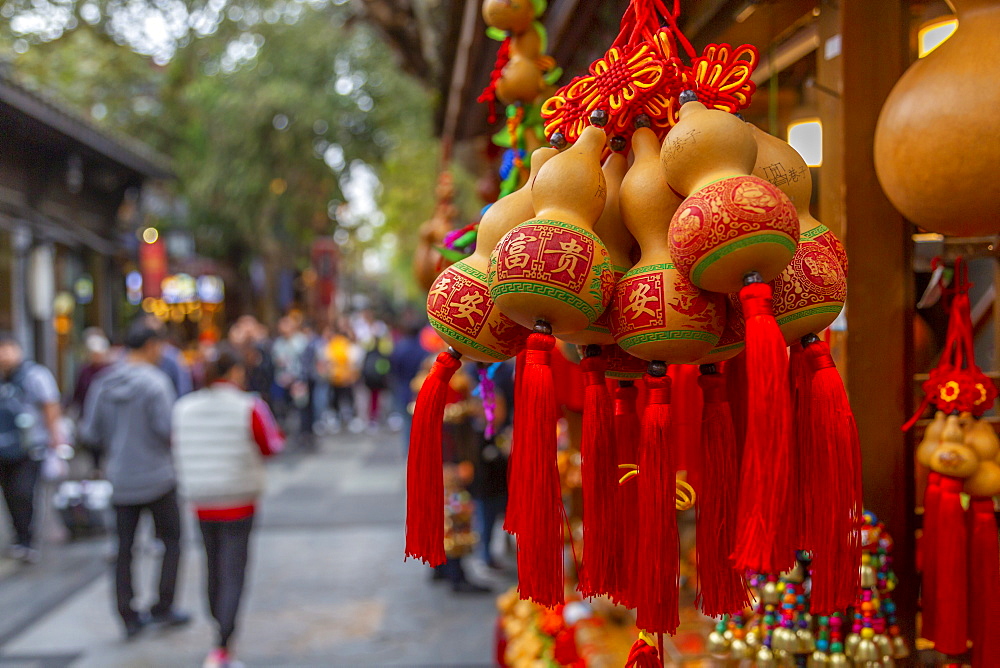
[0,429,509,667]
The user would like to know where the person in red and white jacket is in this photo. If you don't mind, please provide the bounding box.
[173,344,284,668]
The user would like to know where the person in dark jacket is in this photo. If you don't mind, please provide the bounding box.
[80,321,190,639]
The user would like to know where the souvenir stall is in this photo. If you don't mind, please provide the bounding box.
[407,0,1000,665]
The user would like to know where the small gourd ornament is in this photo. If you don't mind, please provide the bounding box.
[427,148,557,362]
[749,124,846,344]
[406,148,556,570]
[489,121,613,335]
[874,0,1000,236]
[488,117,612,608]
[481,0,535,34]
[559,145,631,346]
[661,94,799,575]
[495,24,550,106]
[663,92,798,294]
[613,122,725,364]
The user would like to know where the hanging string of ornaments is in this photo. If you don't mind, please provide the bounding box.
[407,0,864,658]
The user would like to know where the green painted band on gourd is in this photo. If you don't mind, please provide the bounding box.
[775,302,844,327]
[623,263,675,280]
[585,323,611,334]
[489,280,602,323]
[690,233,798,287]
[800,224,830,240]
[605,370,644,380]
[428,319,511,361]
[612,265,630,275]
[617,328,720,350]
[453,260,488,283]
[707,341,745,355]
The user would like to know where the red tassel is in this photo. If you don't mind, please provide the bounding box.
[405,349,463,566]
[921,471,942,640]
[505,351,528,536]
[613,381,641,608]
[636,367,679,635]
[514,330,564,607]
[932,475,969,655]
[579,348,616,599]
[668,364,703,492]
[624,636,662,668]
[968,497,1000,667]
[695,365,751,617]
[723,353,748,452]
[732,278,796,574]
[787,342,809,550]
[800,336,863,614]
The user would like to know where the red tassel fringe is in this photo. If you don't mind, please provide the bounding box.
[932,475,968,656]
[514,332,564,607]
[405,350,463,566]
[723,354,748,452]
[613,381,641,609]
[732,280,796,574]
[636,371,679,635]
[695,367,751,617]
[921,471,942,640]
[579,351,616,599]
[801,338,863,614]
[968,497,1000,667]
[505,350,528,536]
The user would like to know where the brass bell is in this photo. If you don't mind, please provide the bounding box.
[775,649,796,667]
[882,657,896,667]
[891,636,909,658]
[860,564,877,588]
[771,627,794,652]
[845,633,861,658]
[756,646,776,668]
[797,628,817,652]
[807,651,830,668]
[762,581,781,604]
[746,630,760,647]
[874,634,892,658]
[707,630,730,657]
[828,652,849,668]
[729,638,752,659]
[724,629,734,642]
[855,639,881,662]
[783,561,806,583]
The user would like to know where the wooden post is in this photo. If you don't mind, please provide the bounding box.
[818,0,918,643]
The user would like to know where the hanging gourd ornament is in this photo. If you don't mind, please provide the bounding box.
[613,121,725,363]
[489,120,613,335]
[749,124,846,343]
[663,92,798,294]
[495,24,554,106]
[874,0,1000,237]
[481,0,535,34]
[560,144,631,345]
[427,148,557,361]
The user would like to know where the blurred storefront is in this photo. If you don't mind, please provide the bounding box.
[0,69,171,388]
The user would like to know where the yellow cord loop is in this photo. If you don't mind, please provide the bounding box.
[638,630,657,647]
[616,464,698,510]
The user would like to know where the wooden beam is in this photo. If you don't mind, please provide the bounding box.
[819,0,918,642]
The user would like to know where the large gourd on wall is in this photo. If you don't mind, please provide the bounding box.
[874,0,1000,236]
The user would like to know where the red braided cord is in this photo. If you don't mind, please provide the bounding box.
[477,37,512,124]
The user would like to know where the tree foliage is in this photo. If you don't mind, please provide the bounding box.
[3,0,475,316]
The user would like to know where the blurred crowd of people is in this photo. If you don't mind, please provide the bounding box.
[0,305,517,665]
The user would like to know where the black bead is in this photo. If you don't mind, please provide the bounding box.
[533,320,552,335]
[584,344,602,358]
[679,90,699,105]
[590,109,609,127]
[800,333,821,347]
[634,114,651,129]
[610,136,627,152]
[647,360,667,377]
[743,271,763,286]
[550,132,567,149]
[699,363,718,375]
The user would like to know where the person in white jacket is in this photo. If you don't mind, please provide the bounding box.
[173,344,283,668]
